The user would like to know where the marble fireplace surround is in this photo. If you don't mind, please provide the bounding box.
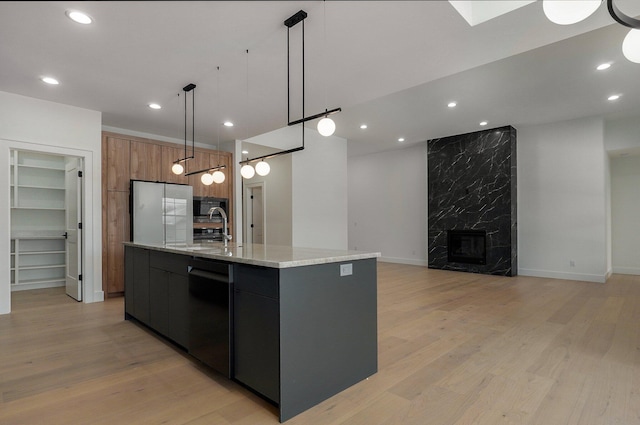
[427,125,517,276]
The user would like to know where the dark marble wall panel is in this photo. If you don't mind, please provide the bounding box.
[427,126,517,276]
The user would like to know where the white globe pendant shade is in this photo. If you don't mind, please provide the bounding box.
[317,117,336,137]
[200,172,214,185]
[171,163,184,175]
[212,170,226,183]
[255,161,271,176]
[241,164,255,179]
[543,0,601,25]
[622,29,640,63]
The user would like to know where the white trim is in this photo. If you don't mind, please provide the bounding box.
[1,139,103,315]
[518,267,606,283]
[612,267,640,276]
[378,256,428,267]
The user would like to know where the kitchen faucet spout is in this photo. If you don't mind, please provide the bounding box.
[208,207,232,247]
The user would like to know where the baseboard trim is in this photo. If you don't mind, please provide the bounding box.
[518,268,606,283]
[378,256,428,267]
[612,267,640,276]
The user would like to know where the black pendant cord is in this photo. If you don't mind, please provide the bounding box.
[608,0,640,29]
[184,89,187,166]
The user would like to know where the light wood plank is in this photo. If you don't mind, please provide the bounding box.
[2,267,640,424]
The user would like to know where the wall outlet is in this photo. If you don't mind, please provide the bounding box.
[340,263,353,276]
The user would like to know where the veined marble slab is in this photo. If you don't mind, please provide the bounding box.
[124,241,380,269]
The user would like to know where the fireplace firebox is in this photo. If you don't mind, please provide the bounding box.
[447,230,486,265]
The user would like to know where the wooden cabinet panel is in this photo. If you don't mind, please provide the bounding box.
[103,132,234,297]
[106,137,131,191]
[131,141,162,182]
[106,191,129,294]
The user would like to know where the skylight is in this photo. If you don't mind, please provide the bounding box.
[448,0,536,26]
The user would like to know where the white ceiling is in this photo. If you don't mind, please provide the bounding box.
[1,1,639,157]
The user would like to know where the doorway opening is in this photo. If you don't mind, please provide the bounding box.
[244,182,265,245]
[10,149,84,301]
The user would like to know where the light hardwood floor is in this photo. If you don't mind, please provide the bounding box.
[1,263,639,424]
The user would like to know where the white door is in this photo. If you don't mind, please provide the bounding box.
[65,157,83,301]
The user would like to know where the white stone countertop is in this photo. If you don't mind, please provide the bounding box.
[124,241,380,269]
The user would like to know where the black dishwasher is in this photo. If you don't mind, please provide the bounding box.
[188,258,233,378]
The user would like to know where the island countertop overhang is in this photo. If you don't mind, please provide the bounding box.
[123,241,380,269]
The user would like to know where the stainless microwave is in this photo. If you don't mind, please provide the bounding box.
[193,196,228,219]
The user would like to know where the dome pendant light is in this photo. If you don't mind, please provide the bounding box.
[543,0,601,25]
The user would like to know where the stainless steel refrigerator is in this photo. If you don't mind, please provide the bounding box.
[130,180,193,245]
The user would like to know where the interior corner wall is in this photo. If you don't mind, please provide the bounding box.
[0,91,103,314]
[518,116,607,283]
[347,143,427,265]
[610,154,640,275]
[292,128,348,250]
[245,152,293,246]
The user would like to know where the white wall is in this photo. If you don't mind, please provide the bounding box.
[292,128,348,250]
[243,152,293,246]
[610,155,640,275]
[348,143,427,265]
[0,91,103,314]
[242,126,348,250]
[517,117,608,282]
[604,115,640,153]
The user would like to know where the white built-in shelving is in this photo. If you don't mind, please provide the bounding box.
[10,150,67,291]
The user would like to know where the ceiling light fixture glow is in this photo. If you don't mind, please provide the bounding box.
[448,102,457,108]
[596,63,611,70]
[148,103,161,110]
[223,121,234,127]
[212,170,226,184]
[480,121,488,126]
[65,10,93,25]
[317,116,336,136]
[360,124,368,129]
[242,150,249,155]
[41,76,59,85]
[542,0,601,25]
[240,164,255,179]
[201,173,214,185]
[255,161,271,177]
[398,138,405,142]
[622,29,640,63]
[608,94,621,101]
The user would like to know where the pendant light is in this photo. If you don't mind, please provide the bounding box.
[542,0,601,25]
[622,29,640,63]
[543,0,640,64]
[172,83,196,175]
[190,67,227,185]
[239,10,341,178]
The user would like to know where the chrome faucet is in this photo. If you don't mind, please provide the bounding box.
[208,207,232,247]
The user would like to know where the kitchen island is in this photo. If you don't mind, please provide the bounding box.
[123,241,379,422]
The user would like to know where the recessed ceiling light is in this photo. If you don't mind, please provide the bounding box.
[398,138,405,142]
[65,10,93,25]
[223,121,234,127]
[479,121,488,126]
[360,124,368,129]
[448,102,457,108]
[242,150,249,155]
[608,94,621,101]
[596,63,611,71]
[148,103,161,110]
[41,76,59,85]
